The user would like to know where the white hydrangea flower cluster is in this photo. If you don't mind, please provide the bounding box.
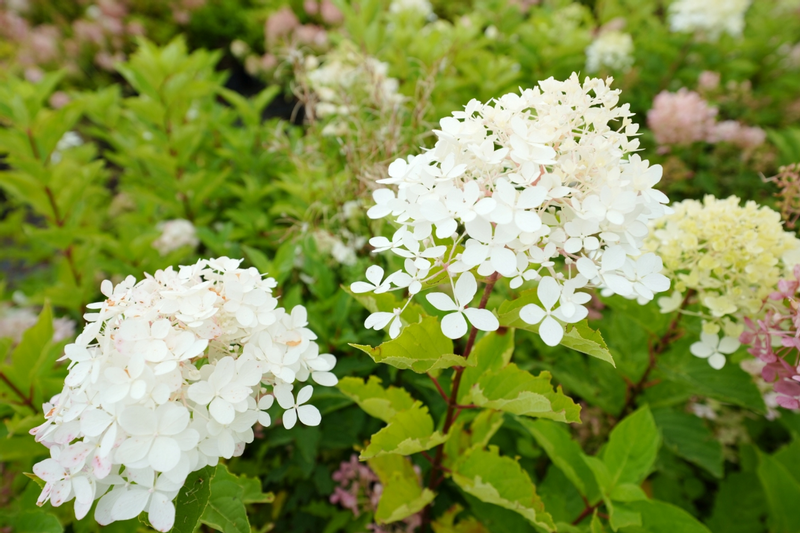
[30,257,337,531]
[304,45,404,137]
[152,218,199,256]
[668,0,752,40]
[351,74,671,346]
[585,31,635,73]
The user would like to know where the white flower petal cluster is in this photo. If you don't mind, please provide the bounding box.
[668,0,752,40]
[152,219,199,256]
[31,257,336,531]
[304,44,405,137]
[690,332,740,369]
[351,75,671,345]
[585,31,634,73]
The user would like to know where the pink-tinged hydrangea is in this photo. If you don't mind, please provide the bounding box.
[352,75,671,347]
[647,89,717,148]
[741,265,800,410]
[31,257,337,530]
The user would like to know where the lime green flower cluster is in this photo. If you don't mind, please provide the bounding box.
[648,195,800,336]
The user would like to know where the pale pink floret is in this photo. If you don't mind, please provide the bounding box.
[647,88,717,148]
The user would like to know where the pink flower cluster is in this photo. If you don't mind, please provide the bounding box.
[647,87,765,151]
[741,265,800,410]
[0,0,204,79]
[329,455,420,533]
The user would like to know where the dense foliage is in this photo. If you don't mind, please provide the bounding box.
[1,0,800,532]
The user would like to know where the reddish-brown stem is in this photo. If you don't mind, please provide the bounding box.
[421,272,499,531]
[0,371,37,413]
[427,373,449,402]
[572,501,601,525]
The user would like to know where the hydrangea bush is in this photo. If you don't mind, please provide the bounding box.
[1,1,800,532]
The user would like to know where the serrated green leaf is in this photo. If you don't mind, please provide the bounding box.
[602,406,660,491]
[520,419,601,502]
[350,316,469,373]
[200,465,254,533]
[651,407,723,478]
[360,402,449,459]
[337,376,416,423]
[468,365,581,423]
[173,466,215,533]
[375,470,435,523]
[615,500,712,533]
[452,446,556,531]
[497,290,613,365]
[757,449,800,533]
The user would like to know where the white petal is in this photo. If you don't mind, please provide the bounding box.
[115,437,152,465]
[718,337,741,355]
[149,437,182,472]
[33,459,66,483]
[209,398,235,425]
[119,406,157,436]
[440,312,469,339]
[690,341,713,358]
[157,403,190,435]
[454,272,478,305]
[111,488,150,521]
[312,371,338,386]
[258,395,274,410]
[147,491,176,532]
[187,381,215,406]
[708,353,726,370]
[519,304,546,325]
[537,277,561,310]
[426,292,458,312]
[282,408,298,430]
[297,405,321,426]
[464,308,499,332]
[273,385,295,409]
[539,316,564,347]
[350,281,376,294]
[297,384,314,405]
[365,265,385,286]
[96,489,126,525]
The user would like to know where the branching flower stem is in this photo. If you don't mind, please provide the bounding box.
[421,272,500,531]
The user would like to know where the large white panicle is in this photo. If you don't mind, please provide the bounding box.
[352,74,671,346]
[31,257,337,531]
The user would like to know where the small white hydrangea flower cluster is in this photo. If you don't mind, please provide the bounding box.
[303,45,404,137]
[352,74,671,347]
[668,0,752,40]
[389,0,434,18]
[31,257,337,531]
[585,31,634,73]
[152,218,199,256]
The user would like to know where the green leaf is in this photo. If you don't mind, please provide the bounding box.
[452,446,556,531]
[8,510,62,533]
[521,419,601,502]
[200,465,269,533]
[350,317,471,373]
[458,329,516,404]
[173,466,215,533]
[757,449,800,533]
[616,500,712,533]
[337,376,416,423]
[497,291,613,365]
[602,406,661,490]
[467,365,581,423]
[591,511,609,533]
[706,472,767,533]
[360,402,449,459]
[609,484,647,502]
[375,470,435,523]
[651,407,723,478]
[4,302,53,398]
[658,344,765,413]
[368,451,435,522]
[431,504,490,533]
[607,500,642,530]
